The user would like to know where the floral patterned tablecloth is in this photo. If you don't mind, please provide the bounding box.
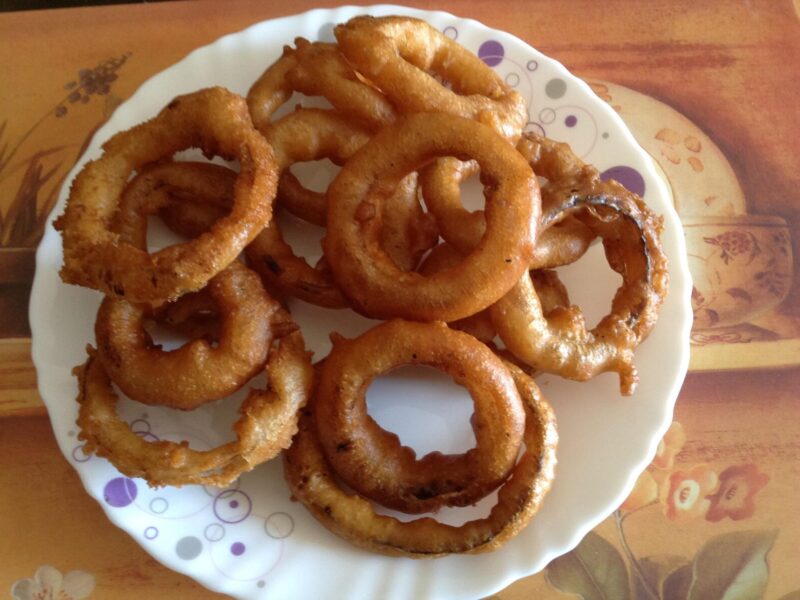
[1,1,799,598]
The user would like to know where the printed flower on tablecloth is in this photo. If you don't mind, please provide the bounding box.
[706,463,770,522]
[620,469,658,512]
[550,415,776,600]
[659,464,719,521]
[10,565,95,600]
[651,420,686,471]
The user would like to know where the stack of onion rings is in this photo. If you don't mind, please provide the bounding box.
[285,320,557,557]
[489,133,669,395]
[57,87,279,303]
[77,324,313,488]
[324,112,540,321]
[55,13,670,556]
[334,16,527,140]
[314,320,525,514]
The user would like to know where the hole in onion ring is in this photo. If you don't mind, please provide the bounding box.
[372,485,501,525]
[458,173,487,213]
[141,318,220,351]
[288,158,341,195]
[110,376,261,449]
[273,211,326,263]
[554,243,623,329]
[146,215,188,253]
[365,365,477,456]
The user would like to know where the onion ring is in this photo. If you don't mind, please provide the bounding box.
[491,134,669,395]
[416,244,496,343]
[76,322,313,488]
[314,320,525,514]
[334,15,527,140]
[150,121,436,308]
[418,244,574,344]
[246,45,300,131]
[95,261,277,410]
[420,155,595,270]
[56,87,278,303]
[263,107,437,272]
[324,112,540,321]
[284,355,557,557]
[286,38,398,130]
[247,40,399,224]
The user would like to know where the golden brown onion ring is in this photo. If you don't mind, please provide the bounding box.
[149,161,349,309]
[324,112,540,321]
[76,323,313,488]
[418,245,575,344]
[334,15,527,140]
[152,161,434,308]
[491,137,669,395]
[286,38,398,130]
[416,244,496,343]
[56,87,278,303]
[95,262,276,410]
[284,356,557,557]
[314,320,525,514]
[246,45,300,131]
[419,154,595,270]
[263,108,438,272]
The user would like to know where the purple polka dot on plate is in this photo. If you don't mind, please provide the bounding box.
[103,477,137,507]
[231,542,246,556]
[600,166,646,197]
[230,500,239,509]
[442,26,458,40]
[565,115,577,128]
[478,40,504,67]
[144,526,158,540]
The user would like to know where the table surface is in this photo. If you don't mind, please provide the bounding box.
[1,1,799,598]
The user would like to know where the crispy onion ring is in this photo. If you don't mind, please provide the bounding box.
[269,107,371,227]
[151,118,436,308]
[95,262,276,410]
[419,244,574,344]
[57,87,278,303]
[246,45,300,131]
[314,320,525,514]
[262,107,437,273]
[334,15,528,140]
[416,244,496,343]
[284,355,557,557]
[324,112,540,321]
[76,325,313,488]
[286,38,398,130]
[420,155,595,270]
[146,159,349,309]
[491,134,669,395]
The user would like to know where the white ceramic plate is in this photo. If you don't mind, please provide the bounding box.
[30,5,692,599]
